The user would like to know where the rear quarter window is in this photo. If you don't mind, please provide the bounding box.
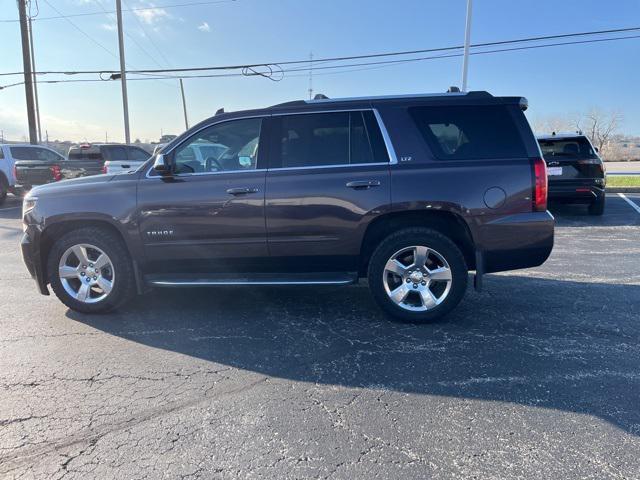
[409,105,527,160]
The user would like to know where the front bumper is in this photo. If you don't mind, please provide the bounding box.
[474,211,555,274]
[21,225,49,295]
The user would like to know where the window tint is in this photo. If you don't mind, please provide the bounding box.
[127,147,150,161]
[277,111,388,168]
[410,105,527,160]
[0,148,4,160]
[539,137,597,159]
[68,148,102,160]
[172,118,261,174]
[105,146,128,161]
[10,147,39,160]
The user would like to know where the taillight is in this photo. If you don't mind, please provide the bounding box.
[13,164,17,180]
[101,164,107,174]
[50,165,62,181]
[532,157,548,212]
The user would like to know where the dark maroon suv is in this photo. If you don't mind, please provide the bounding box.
[21,91,554,322]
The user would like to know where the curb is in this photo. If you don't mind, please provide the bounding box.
[607,187,640,193]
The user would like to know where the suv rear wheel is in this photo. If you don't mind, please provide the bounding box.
[47,227,135,313]
[588,193,605,216]
[368,228,468,323]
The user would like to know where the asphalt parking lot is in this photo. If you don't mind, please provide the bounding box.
[1,194,639,479]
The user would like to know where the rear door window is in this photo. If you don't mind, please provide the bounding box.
[409,105,527,160]
[127,147,150,161]
[104,146,128,161]
[274,111,389,168]
[10,146,40,160]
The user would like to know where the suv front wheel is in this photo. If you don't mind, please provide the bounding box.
[368,228,468,323]
[47,227,135,313]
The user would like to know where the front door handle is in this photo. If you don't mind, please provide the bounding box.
[346,180,381,189]
[226,187,259,195]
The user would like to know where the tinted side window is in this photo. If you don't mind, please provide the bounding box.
[409,105,527,160]
[127,147,150,161]
[280,112,348,168]
[105,146,128,161]
[0,148,4,160]
[10,147,39,160]
[276,111,388,168]
[69,149,103,161]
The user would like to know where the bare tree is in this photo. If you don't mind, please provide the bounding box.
[577,108,623,153]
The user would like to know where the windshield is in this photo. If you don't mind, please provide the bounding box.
[539,137,597,159]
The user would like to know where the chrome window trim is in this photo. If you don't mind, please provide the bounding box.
[268,162,388,173]
[144,107,398,178]
[145,114,267,179]
[372,109,398,165]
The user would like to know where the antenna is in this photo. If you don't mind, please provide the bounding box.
[308,51,314,101]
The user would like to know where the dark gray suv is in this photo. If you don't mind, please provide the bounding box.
[21,91,554,322]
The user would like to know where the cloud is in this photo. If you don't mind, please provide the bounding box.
[197,22,211,32]
[134,3,170,25]
[101,23,117,31]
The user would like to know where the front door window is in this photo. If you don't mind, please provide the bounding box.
[172,118,262,175]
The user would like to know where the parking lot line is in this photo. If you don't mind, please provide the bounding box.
[617,193,640,214]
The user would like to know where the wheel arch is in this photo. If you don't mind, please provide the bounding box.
[40,218,141,291]
[359,210,476,276]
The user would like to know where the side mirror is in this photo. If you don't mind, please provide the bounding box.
[153,154,172,175]
[595,147,599,153]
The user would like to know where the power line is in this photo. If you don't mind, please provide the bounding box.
[2,25,639,78]
[122,0,173,68]
[0,0,237,23]
[39,0,123,62]
[2,32,639,90]
[93,0,165,69]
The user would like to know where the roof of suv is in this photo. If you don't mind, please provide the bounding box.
[537,133,589,140]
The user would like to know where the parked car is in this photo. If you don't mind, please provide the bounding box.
[101,145,151,175]
[0,144,19,204]
[537,133,606,215]
[12,144,67,194]
[21,90,554,322]
[1,144,66,202]
[65,143,150,176]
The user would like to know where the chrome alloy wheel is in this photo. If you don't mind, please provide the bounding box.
[58,244,115,303]
[383,245,453,312]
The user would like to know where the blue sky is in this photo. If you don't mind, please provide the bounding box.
[1,0,639,142]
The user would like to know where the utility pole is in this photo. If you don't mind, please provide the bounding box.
[28,16,42,142]
[115,0,131,143]
[17,0,37,144]
[308,52,314,100]
[179,79,189,130]
[461,0,473,92]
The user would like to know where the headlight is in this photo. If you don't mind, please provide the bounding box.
[22,196,37,216]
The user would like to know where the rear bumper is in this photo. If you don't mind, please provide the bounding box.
[548,182,604,203]
[474,211,555,274]
[21,225,49,295]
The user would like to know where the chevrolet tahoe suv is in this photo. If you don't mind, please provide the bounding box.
[21,91,554,323]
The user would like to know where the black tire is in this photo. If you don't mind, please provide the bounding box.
[588,193,605,216]
[367,227,468,323]
[47,227,135,313]
[0,175,7,205]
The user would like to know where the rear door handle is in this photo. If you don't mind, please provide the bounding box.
[226,187,259,195]
[346,180,381,189]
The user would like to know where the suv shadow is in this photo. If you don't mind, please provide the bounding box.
[67,274,640,436]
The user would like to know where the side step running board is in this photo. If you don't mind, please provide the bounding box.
[145,272,358,287]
